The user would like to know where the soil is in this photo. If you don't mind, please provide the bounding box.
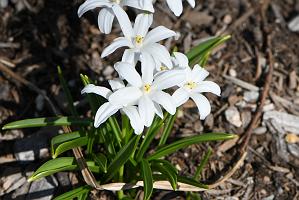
[1,0,299,199]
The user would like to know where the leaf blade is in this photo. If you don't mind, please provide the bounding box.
[2,117,92,130]
[147,133,237,161]
[141,159,153,200]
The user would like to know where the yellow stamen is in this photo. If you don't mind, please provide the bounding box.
[160,66,167,71]
[144,84,151,93]
[185,81,197,90]
[135,35,144,45]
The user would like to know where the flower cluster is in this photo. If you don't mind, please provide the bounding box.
[79,0,220,134]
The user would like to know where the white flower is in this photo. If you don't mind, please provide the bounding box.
[101,13,176,72]
[109,62,184,127]
[78,0,154,34]
[166,0,195,16]
[81,79,145,135]
[172,52,221,120]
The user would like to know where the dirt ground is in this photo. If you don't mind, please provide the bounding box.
[0,0,299,199]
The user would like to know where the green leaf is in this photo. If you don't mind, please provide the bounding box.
[194,147,213,180]
[141,159,153,200]
[159,112,177,146]
[2,117,92,130]
[152,161,177,190]
[177,176,208,189]
[136,115,166,162]
[147,133,237,161]
[92,153,107,173]
[53,185,91,200]
[52,136,88,158]
[57,66,78,116]
[51,131,82,157]
[187,35,231,66]
[28,157,99,182]
[103,135,140,182]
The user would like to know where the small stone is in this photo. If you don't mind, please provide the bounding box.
[262,195,274,200]
[243,91,259,102]
[263,103,275,112]
[223,14,232,24]
[27,175,58,200]
[0,0,8,8]
[229,68,237,77]
[225,106,242,127]
[253,127,267,135]
[263,176,271,184]
[35,94,45,111]
[288,16,299,32]
[103,65,114,77]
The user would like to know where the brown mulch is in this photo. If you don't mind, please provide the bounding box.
[0,0,299,199]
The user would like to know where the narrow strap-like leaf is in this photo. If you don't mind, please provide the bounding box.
[2,117,92,130]
[92,153,107,173]
[158,112,177,146]
[103,135,141,182]
[152,162,177,190]
[141,159,153,200]
[52,136,88,158]
[53,185,91,200]
[194,147,213,180]
[28,157,99,182]
[147,133,236,161]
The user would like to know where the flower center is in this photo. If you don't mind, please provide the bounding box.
[143,84,151,93]
[160,66,167,71]
[185,81,197,90]
[110,0,121,4]
[135,35,144,45]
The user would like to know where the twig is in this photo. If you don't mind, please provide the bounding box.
[0,62,101,190]
[0,63,59,115]
[239,0,273,153]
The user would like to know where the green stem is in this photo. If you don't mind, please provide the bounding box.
[158,112,177,146]
[194,147,213,180]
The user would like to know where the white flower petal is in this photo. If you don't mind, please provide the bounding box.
[187,0,196,7]
[112,4,133,38]
[114,62,143,87]
[81,84,112,99]
[193,81,221,96]
[153,69,186,90]
[153,102,163,119]
[191,64,209,83]
[138,95,156,127]
[122,106,144,135]
[173,52,189,68]
[143,43,173,68]
[98,7,115,34]
[144,26,176,45]
[172,87,189,106]
[190,93,211,120]
[141,51,155,84]
[109,86,142,106]
[122,49,138,65]
[94,102,120,127]
[101,37,131,58]
[78,0,110,17]
[133,13,153,37]
[123,0,154,12]
[151,91,176,115]
[108,78,125,91]
[166,0,183,16]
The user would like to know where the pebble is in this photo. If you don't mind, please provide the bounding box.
[288,15,299,32]
[223,14,232,24]
[243,91,259,102]
[26,175,58,200]
[229,68,237,77]
[253,126,267,135]
[103,65,114,77]
[225,106,242,127]
[0,0,8,8]
[262,195,275,200]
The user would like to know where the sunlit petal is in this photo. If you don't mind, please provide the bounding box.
[122,106,144,135]
[81,84,112,99]
[138,95,156,127]
[98,7,115,34]
[193,81,221,96]
[190,93,211,120]
[172,87,190,107]
[94,102,120,127]
[114,62,143,87]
